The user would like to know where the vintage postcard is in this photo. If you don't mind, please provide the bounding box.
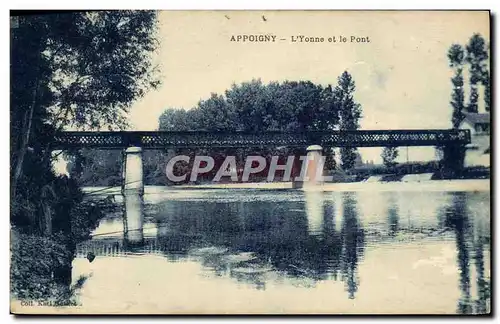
[10,10,490,315]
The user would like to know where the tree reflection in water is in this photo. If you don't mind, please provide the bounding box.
[446,192,472,314]
[77,192,369,299]
[471,193,491,314]
[339,193,365,299]
[386,194,399,237]
[76,189,490,312]
[445,192,490,314]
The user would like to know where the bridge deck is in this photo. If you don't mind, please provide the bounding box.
[52,129,470,150]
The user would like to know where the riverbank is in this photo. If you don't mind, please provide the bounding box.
[82,179,490,199]
[176,179,490,192]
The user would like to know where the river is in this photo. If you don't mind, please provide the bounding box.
[64,180,490,314]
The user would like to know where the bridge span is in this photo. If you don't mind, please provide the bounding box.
[52,129,470,150]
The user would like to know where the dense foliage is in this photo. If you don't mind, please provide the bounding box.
[381,147,399,168]
[10,232,74,301]
[336,72,362,170]
[447,33,490,128]
[448,44,466,128]
[157,79,342,132]
[10,11,159,300]
[11,10,160,220]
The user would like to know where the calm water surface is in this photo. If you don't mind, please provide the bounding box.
[74,185,490,314]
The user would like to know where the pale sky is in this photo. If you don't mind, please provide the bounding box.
[129,11,489,129]
[123,11,489,163]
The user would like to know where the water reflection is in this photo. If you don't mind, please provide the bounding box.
[387,194,399,236]
[470,194,491,315]
[339,193,365,299]
[77,188,490,313]
[444,192,491,314]
[445,193,472,313]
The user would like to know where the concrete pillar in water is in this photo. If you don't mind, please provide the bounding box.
[303,145,325,190]
[123,146,144,245]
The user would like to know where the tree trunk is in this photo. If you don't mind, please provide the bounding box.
[41,184,57,236]
[12,79,39,199]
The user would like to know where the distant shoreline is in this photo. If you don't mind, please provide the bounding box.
[83,178,490,195]
[176,179,490,192]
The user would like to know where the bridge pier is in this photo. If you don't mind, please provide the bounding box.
[303,145,325,190]
[122,146,144,245]
[293,145,326,189]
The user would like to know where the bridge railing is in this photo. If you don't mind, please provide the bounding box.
[51,129,471,150]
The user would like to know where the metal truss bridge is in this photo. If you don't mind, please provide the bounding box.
[51,129,471,150]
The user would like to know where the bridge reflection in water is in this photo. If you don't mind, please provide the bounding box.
[76,189,490,312]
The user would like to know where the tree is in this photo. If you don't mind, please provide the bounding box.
[354,152,363,168]
[225,79,272,132]
[10,11,160,294]
[324,148,337,171]
[11,11,160,199]
[483,72,490,112]
[381,147,399,168]
[465,34,488,113]
[443,35,489,173]
[196,93,238,131]
[10,11,158,272]
[448,44,466,128]
[158,108,195,131]
[482,40,491,112]
[223,79,340,132]
[66,149,123,186]
[336,71,362,170]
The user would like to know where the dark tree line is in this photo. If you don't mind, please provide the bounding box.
[448,33,490,129]
[72,73,364,185]
[157,73,363,179]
